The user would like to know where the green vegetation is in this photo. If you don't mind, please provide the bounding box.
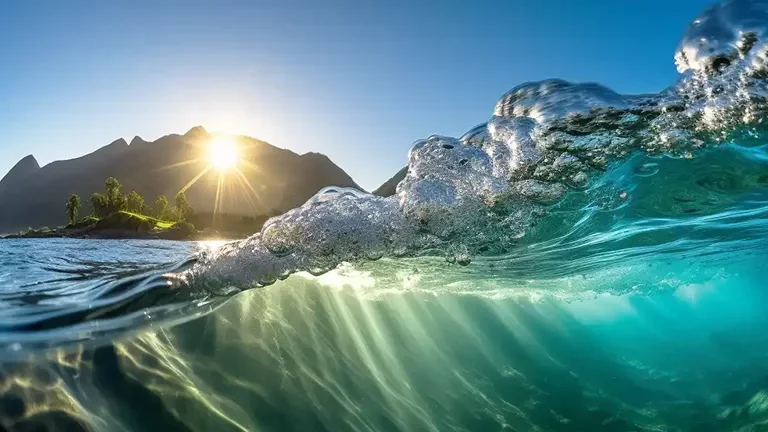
[119,211,175,229]
[21,226,53,238]
[82,177,193,224]
[175,191,193,220]
[66,215,100,229]
[95,211,155,232]
[104,176,126,215]
[125,191,146,214]
[65,194,80,224]
[11,174,280,240]
[90,193,109,218]
[154,195,170,220]
[18,176,201,239]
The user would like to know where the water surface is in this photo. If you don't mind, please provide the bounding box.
[2,0,768,430]
[0,239,766,431]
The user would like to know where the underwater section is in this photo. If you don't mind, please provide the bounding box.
[0,263,767,431]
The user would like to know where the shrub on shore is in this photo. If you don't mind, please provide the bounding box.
[95,212,154,232]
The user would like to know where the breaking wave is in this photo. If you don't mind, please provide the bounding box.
[190,0,768,299]
[3,3,768,431]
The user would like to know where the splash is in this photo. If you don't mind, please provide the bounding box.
[192,0,768,291]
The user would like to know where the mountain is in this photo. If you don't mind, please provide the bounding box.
[0,155,41,194]
[372,166,407,197]
[0,127,361,233]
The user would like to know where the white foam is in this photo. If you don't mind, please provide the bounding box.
[192,0,768,288]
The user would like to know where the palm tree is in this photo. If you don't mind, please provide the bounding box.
[91,193,109,218]
[104,177,126,214]
[154,195,169,219]
[126,190,146,214]
[65,194,81,224]
[175,191,193,220]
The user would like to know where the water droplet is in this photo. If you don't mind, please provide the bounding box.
[258,277,277,286]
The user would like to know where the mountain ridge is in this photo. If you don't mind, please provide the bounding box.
[0,126,361,233]
[372,166,407,197]
[0,155,41,195]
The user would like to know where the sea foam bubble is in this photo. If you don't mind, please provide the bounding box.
[193,0,768,288]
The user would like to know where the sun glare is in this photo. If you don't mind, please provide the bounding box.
[209,137,239,171]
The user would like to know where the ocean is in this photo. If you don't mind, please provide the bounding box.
[0,239,767,431]
[2,0,768,430]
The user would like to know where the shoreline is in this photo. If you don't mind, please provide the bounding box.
[1,226,245,242]
[1,211,254,242]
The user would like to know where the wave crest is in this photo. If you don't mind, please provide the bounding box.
[192,0,768,293]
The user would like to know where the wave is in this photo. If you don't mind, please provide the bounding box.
[1,3,768,430]
[190,0,768,295]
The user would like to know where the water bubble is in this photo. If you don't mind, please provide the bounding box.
[191,0,768,288]
[262,224,295,257]
[567,172,590,189]
[393,246,409,257]
[635,162,660,177]
[456,255,472,266]
[309,267,331,277]
[259,277,277,286]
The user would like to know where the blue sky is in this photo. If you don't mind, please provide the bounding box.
[0,0,714,191]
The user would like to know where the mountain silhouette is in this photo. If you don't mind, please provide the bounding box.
[0,127,361,233]
[373,166,406,197]
[0,155,41,194]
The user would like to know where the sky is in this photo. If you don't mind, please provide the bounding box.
[0,0,716,191]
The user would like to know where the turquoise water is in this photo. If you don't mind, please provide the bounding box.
[0,238,767,431]
[2,0,768,430]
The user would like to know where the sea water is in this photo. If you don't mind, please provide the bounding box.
[2,0,768,430]
[1,241,767,431]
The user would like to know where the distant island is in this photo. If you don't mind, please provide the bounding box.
[0,126,366,240]
[4,176,204,240]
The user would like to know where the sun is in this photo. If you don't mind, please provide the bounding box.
[208,137,239,171]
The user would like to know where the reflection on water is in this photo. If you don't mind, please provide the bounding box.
[1,264,768,432]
